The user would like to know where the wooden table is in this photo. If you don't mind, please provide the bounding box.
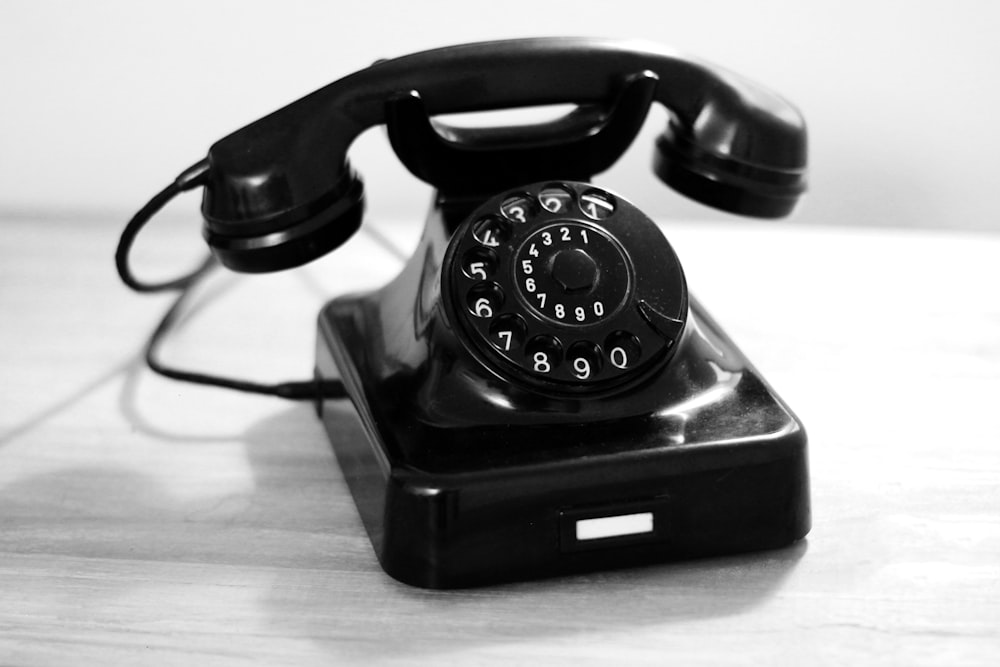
[2,211,998,665]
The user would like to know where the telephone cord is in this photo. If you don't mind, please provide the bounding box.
[115,163,347,401]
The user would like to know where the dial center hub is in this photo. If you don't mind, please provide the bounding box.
[550,249,598,293]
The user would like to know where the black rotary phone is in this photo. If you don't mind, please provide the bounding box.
[118,38,810,588]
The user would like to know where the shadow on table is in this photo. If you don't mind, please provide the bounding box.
[0,367,806,660]
[116,363,807,658]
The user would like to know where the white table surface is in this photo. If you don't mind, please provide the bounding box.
[1,212,998,665]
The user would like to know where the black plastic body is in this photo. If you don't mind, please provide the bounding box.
[315,199,810,589]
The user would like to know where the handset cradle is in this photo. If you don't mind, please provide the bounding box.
[385,71,659,197]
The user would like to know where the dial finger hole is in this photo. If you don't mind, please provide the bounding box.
[567,341,602,380]
[500,194,536,223]
[461,247,498,281]
[580,189,616,220]
[472,216,510,248]
[489,314,527,352]
[466,282,504,319]
[605,331,642,370]
[525,335,563,375]
[538,185,574,214]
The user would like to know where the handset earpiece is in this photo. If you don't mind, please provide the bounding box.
[202,159,364,274]
[651,70,807,218]
[199,37,807,272]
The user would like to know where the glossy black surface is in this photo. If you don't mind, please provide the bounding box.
[200,38,808,273]
[315,195,810,588]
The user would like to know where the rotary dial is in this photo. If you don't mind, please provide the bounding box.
[445,182,687,392]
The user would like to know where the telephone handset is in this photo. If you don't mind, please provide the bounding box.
[118,38,810,588]
[199,38,806,272]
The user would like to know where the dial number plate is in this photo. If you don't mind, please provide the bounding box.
[514,223,628,326]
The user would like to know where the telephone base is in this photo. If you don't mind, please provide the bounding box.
[315,295,810,589]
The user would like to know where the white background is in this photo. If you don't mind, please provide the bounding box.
[2,0,998,230]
